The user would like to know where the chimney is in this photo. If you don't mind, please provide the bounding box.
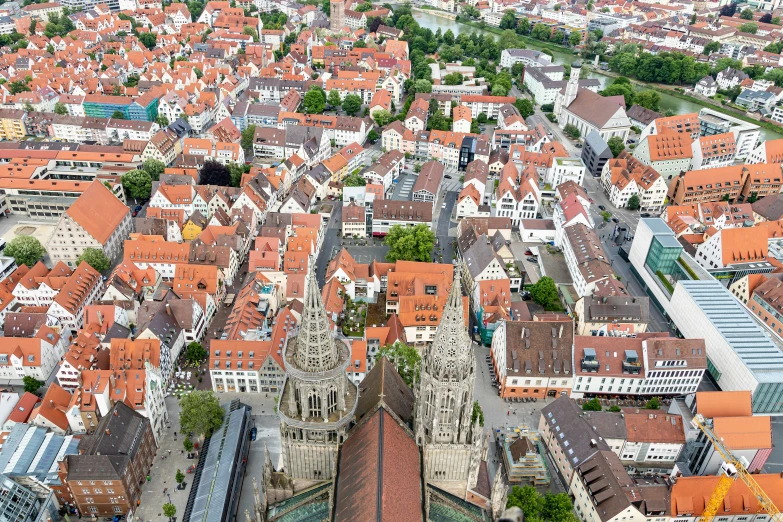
[105,429,110,435]
[114,409,119,416]
[97,311,103,326]
[50,400,53,407]
[166,303,171,315]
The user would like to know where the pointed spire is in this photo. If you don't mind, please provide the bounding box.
[293,267,338,371]
[424,267,470,379]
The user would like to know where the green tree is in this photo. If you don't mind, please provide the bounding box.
[303,87,326,114]
[507,485,542,513]
[139,31,157,49]
[367,129,380,142]
[111,110,126,120]
[514,98,534,118]
[703,41,720,55]
[607,136,625,158]
[738,22,758,34]
[531,23,551,41]
[185,341,208,364]
[375,341,421,387]
[179,390,224,438]
[121,170,153,200]
[443,72,463,85]
[241,124,257,151]
[342,93,362,116]
[5,236,46,268]
[427,110,448,131]
[175,469,185,485]
[634,90,661,111]
[77,248,110,272]
[498,29,519,50]
[183,436,194,452]
[627,194,641,210]
[740,7,754,19]
[327,89,342,108]
[608,405,622,412]
[529,276,560,309]
[384,223,436,262]
[541,493,575,522]
[568,30,581,46]
[471,401,484,426]
[163,503,176,520]
[582,398,602,411]
[600,210,612,222]
[477,112,488,124]
[23,376,43,394]
[8,81,30,95]
[499,10,517,30]
[155,115,169,127]
[372,109,393,127]
[413,79,432,94]
[644,396,661,409]
[142,159,166,181]
[563,123,581,139]
[343,173,367,186]
[54,102,68,115]
[243,25,258,41]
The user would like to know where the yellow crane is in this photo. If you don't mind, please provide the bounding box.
[690,414,782,522]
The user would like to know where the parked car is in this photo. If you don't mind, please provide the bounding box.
[524,250,533,256]
[612,218,619,223]
[575,143,583,148]
[250,427,257,441]
[444,174,452,179]
[598,205,606,211]
[134,205,143,212]
[641,213,651,218]
[527,256,538,263]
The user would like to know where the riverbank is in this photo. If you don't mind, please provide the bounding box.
[456,18,579,57]
[589,68,783,138]
[412,6,456,20]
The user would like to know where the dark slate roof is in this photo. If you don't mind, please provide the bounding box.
[333,408,423,522]
[355,356,415,425]
[626,104,663,126]
[462,236,501,279]
[541,398,610,468]
[78,401,147,457]
[752,193,783,221]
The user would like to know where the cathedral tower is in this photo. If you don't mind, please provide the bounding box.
[278,270,358,481]
[555,60,582,121]
[330,0,345,32]
[414,268,485,487]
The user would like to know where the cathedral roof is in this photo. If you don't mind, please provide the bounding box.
[333,408,424,522]
[355,356,415,426]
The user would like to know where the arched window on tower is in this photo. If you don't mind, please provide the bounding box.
[439,390,455,426]
[327,386,338,416]
[308,390,322,418]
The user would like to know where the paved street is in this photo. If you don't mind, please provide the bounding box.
[764,416,783,474]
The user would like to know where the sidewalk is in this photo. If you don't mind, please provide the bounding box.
[135,397,195,522]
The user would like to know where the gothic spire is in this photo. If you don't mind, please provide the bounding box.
[425,267,471,379]
[294,268,338,371]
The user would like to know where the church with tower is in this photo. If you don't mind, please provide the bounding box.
[555,60,632,143]
[246,268,508,522]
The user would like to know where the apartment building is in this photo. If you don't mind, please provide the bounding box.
[60,402,156,518]
[572,335,707,398]
[48,181,133,268]
[0,327,65,385]
[668,163,783,205]
[632,130,693,183]
[48,261,104,335]
[573,295,650,337]
[412,161,444,204]
[369,201,433,236]
[209,339,286,393]
[0,109,26,141]
[601,152,667,211]
[562,223,624,297]
[490,316,574,400]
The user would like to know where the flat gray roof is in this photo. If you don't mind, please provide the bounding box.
[679,280,783,381]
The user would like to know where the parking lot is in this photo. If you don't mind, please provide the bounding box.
[391,173,417,201]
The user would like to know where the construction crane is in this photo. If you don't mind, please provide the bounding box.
[690,414,782,522]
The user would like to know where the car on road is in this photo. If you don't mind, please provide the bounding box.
[444,174,452,179]
[442,203,447,209]
[527,256,538,263]
[250,427,257,441]
[524,250,533,256]
[612,218,619,223]
[134,205,142,212]
[575,143,583,148]
[641,213,650,218]
[598,205,606,211]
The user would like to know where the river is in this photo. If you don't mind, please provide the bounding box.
[411,9,783,140]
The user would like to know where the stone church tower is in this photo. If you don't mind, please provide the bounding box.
[278,271,358,481]
[414,269,485,488]
[554,60,582,122]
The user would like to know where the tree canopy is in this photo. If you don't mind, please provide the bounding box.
[199,160,230,186]
[142,159,166,182]
[179,390,224,438]
[372,109,393,127]
[5,236,46,268]
[507,486,578,522]
[384,224,436,262]
[122,170,153,200]
[241,124,257,151]
[185,342,208,365]
[342,94,363,116]
[529,276,560,310]
[303,87,326,114]
[77,248,110,272]
[23,376,43,395]
[375,341,421,387]
[607,136,626,158]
